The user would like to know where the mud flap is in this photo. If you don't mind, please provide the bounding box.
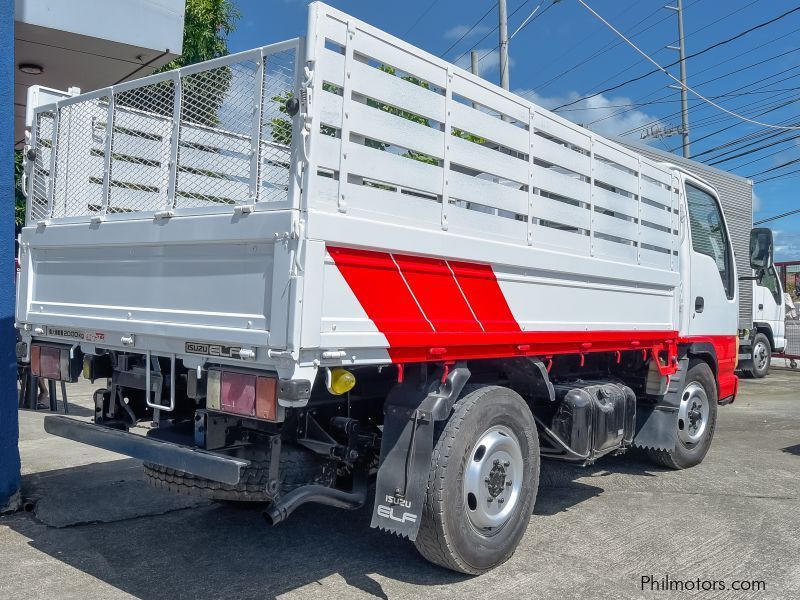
[370,364,469,540]
[632,357,688,452]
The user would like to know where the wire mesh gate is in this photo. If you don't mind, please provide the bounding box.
[26,39,302,225]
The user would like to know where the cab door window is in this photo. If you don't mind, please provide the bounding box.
[686,183,733,299]
[760,266,782,305]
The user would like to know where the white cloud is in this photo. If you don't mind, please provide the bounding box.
[772,229,800,261]
[444,24,491,40]
[514,89,664,138]
[752,190,762,212]
[455,48,514,75]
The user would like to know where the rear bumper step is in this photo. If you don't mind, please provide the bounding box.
[43,415,248,485]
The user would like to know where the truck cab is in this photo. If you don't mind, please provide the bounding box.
[740,228,785,378]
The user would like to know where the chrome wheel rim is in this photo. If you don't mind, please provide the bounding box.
[753,341,769,371]
[463,425,524,534]
[677,382,709,445]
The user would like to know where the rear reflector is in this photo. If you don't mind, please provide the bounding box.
[207,370,221,411]
[206,369,278,421]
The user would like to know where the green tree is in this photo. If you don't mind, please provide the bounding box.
[117,0,241,126]
[160,0,240,69]
[13,150,26,230]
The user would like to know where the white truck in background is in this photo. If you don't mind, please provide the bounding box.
[744,261,785,377]
[18,2,755,574]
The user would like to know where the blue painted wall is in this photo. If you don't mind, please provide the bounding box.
[0,0,21,510]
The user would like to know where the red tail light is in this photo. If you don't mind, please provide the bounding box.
[207,369,278,421]
[221,371,257,416]
[31,344,76,381]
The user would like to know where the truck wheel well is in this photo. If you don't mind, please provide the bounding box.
[754,325,774,351]
[683,343,718,394]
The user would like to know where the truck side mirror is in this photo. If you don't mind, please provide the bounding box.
[749,227,773,270]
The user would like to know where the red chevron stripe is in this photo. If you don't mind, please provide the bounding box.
[329,245,681,364]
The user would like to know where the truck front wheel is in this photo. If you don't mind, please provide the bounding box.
[414,386,539,574]
[645,360,718,470]
[747,333,771,378]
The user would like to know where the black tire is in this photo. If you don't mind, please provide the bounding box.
[746,333,771,379]
[414,386,540,575]
[645,360,718,470]
[143,444,331,502]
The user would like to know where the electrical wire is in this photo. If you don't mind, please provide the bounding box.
[404,0,443,36]
[747,156,800,179]
[594,23,800,133]
[754,204,800,223]
[439,2,496,58]
[573,0,800,131]
[617,46,800,134]
[453,0,535,63]
[477,0,556,67]
[533,1,670,92]
[557,3,800,112]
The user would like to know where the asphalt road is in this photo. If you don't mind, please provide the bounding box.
[2,369,799,599]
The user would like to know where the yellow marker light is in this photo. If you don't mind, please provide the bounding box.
[326,367,356,395]
[82,357,91,380]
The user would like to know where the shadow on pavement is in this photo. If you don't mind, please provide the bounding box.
[3,452,665,599]
[781,443,800,456]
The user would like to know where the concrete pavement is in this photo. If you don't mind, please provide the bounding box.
[1,370,799,599]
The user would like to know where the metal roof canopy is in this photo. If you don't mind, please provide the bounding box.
[14,0,185,144]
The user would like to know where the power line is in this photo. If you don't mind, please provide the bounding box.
[556,4,800,112]
[619,46,800,134]
[404,0,442,35]
[709,133,800,168]
[594,23,800,133]
[754,204,800,223]
[453,0,535,63]
[530,0,646,91]
[439,2,496,58]
[574,0,800,131]
[476,0,556,65]
[747,156,800,179]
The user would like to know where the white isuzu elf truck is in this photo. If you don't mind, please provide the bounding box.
[17,3,766,574]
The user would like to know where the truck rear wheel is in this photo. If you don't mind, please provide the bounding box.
[645,360,717,470]
[143,444,330,502]
[414,386,539,574]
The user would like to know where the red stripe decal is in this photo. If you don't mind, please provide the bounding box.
[330,245,680,364]
[392,255,482,333]
[328,247,432,335]
[448,260,521,333]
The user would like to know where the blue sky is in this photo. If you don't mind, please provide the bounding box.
[230,0,800,259]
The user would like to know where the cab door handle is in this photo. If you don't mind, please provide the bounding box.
[695,296,704,313]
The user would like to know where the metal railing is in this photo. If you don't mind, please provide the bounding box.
[26,39,302,225]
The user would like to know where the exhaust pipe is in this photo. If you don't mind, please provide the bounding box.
[263,470,367,526]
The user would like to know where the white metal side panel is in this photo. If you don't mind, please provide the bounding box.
[17,211,297,353]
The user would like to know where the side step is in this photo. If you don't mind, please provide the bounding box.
[43,415,248,485]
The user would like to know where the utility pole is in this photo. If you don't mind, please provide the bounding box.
[498,0,510,90]
[666,0,690,158]
[471,50,479,76]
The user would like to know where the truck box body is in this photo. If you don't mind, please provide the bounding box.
[18,4,737,394]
